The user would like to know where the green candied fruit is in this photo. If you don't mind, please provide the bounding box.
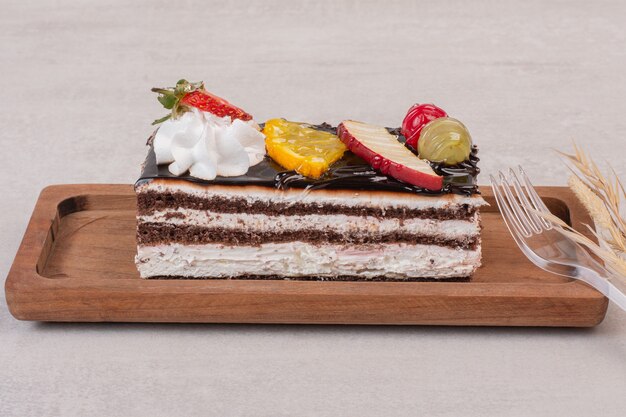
[417,117,472,165]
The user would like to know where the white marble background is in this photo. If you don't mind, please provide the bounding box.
[1,1,625,416]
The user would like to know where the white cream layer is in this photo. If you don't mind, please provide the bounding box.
[136,242,482,279]
[136,180,488,211]
[138,209,480,240]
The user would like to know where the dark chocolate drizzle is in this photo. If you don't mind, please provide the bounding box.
[137,123,480,196]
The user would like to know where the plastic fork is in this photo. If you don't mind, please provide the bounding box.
[490,166,626,311]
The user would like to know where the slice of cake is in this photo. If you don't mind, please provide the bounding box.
[135,81,487,281]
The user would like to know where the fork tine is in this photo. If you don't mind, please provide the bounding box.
[508,168,547,232]
[498,172,536,236]
[490,175,521,236]
[517,166,550,211]
[516,166,553,229]
[490,174,532,238]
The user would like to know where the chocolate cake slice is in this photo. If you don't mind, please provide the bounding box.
[135,81,487,281]
[135,178,485,280]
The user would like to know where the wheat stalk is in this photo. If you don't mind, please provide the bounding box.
[567,175,626,253]
[568,176,613,230]
[536,144,626,280]
[535,209,626,278]
[558,143,626,234]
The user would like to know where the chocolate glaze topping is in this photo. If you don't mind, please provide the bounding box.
[137,123,480,196]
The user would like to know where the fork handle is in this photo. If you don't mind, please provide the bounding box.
[578,269,626,311]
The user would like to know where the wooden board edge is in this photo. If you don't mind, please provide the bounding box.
[5,184,134,320]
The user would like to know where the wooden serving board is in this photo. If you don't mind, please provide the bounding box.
[5,185,608,326]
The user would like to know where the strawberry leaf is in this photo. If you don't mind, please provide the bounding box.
[158,94,177,109]
[152,114,171,125]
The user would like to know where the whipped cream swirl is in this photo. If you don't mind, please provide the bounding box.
[153,109,266,180]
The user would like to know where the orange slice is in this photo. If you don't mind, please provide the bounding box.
[263,119,347,179]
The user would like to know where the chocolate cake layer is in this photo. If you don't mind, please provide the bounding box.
[136,190,476,221]
[137,222,480,249]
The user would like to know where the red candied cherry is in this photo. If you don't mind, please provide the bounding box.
[401,103,447,149]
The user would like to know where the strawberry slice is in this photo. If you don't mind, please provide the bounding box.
[337,120,443,191]
[151,79,252,125]
[181,90,252,121]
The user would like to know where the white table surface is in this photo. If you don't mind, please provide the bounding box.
[1,1,625,416]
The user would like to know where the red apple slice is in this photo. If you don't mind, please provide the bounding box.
[337,120,443,191]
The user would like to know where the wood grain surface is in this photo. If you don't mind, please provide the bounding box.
[5,184,608,326]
